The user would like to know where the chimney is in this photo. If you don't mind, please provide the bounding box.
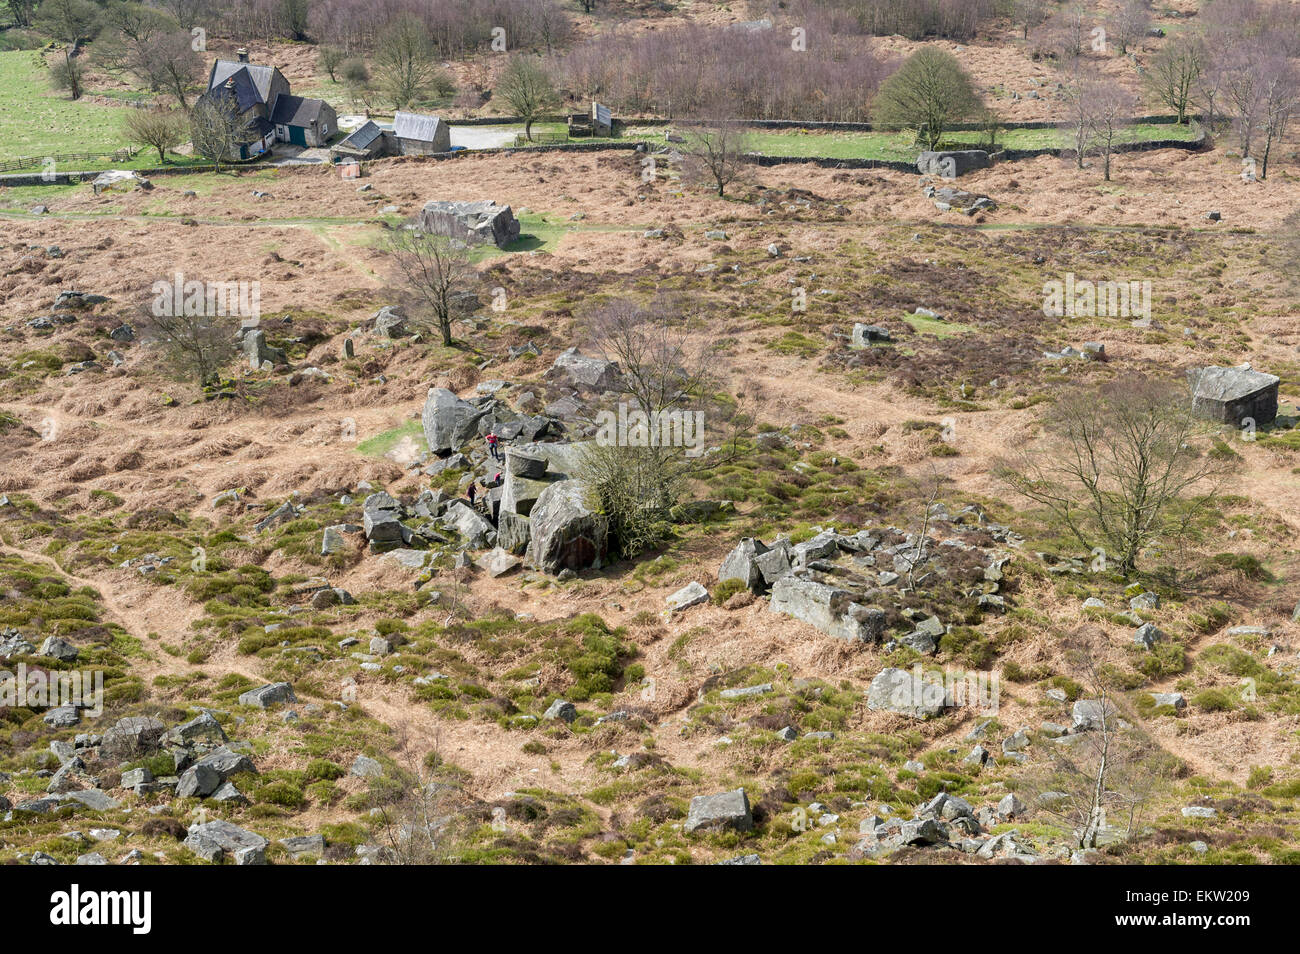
[236,47,250,63]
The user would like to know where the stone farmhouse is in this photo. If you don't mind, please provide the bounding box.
[195,49,338,159]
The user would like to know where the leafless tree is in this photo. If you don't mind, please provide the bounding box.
[1048,1,1090,60]
[373,15,448,110]
[1256,49,1300,179]
[123,107,188,162]
[1145,32,1203,124]
[679,115,754,198]
[385,227,476,347]
[1107,0,1151,56]
[1028,631,1174,849]
[367,738,475,865]
[998,374,1234,576]
[576,296,750,556]
[138,301,238,387]
[1089,78,1137,180]
[1221,39,1267,159]
[496,55,559,142]
[148,31,204,108]
[1061,63,1097,170]
[903,464,944,591]
[1011,0,1049,40]
[36,0,102,100]
[157,0,207,31]
[1193,46,1228,132]
[189,92,253,172]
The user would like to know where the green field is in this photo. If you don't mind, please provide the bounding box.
[0,50,137,160]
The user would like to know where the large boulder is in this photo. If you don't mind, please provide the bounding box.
[242,329,286,371]
[167,710,227,745]
[363,492,406,550]
[422,388,488,454]
[718,538,770,593]
[496,510,531,554]
[417,200,520,249]
[98,716,166,763]
[505,448,547,479]
[1188,365,1279,427]
[927,186,996,215]
[238,682,296,708]
[917,149,991,178]
[1071,698,1117,732]
[441,500,496,549]
[526,480,608,574]
[866,667,955,720]
[183,819,268,865]
[769,575,885,642]
[547,347,622,393]
[500,441,590,517]
[685,789,753,833]
[851,324,892,348]
[92,170,152,193]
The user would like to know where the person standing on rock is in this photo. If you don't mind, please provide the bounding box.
[487,432,502,462]
[467,482,479,509]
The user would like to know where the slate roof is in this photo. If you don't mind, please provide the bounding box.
[210,68,263,115]
[209,59,283,105]
[393,111,444,143]
[339,121,384,150]
[269,94,327,127]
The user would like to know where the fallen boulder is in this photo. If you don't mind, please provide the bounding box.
[866,667,955,720]
[684,789,753,833]
[238,682,296,709]
[417,199,520,249]
[917,149,991,178]
[183,819,268,865]
[1188,365,1279,427]
[526,480,608,574]
[422,387,488,454]
[770,575,885,642]
[547,347,623,393]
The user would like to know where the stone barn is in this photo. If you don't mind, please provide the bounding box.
[333,121,386,160]
[392,111,451,155]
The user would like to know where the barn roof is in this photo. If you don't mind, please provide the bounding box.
[393,111,444,143]
[270,94,328,127]
[339,121,384,150]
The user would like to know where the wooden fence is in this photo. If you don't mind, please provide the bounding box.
[0,149,134,174]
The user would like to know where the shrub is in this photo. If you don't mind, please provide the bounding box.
[1192,688,1237,712]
